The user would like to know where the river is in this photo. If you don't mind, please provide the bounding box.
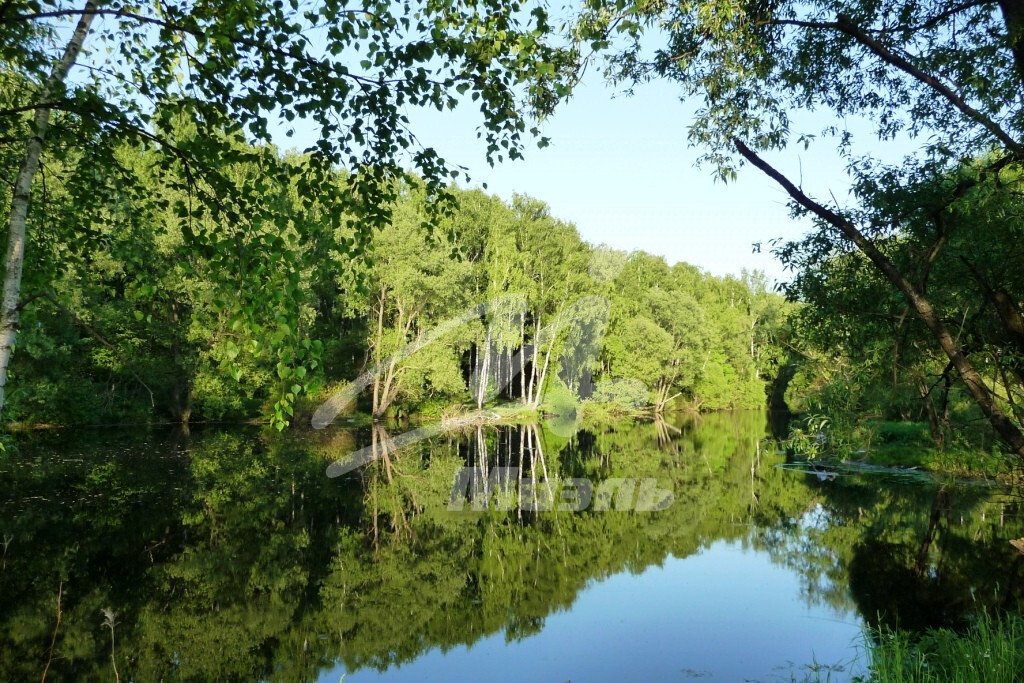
[1,412,1021,681]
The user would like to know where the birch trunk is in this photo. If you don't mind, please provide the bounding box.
[527,312,539,405]
[476,329,491,409]
[534,343,553,409]
[519,316,526,403]
[0,2,97,417]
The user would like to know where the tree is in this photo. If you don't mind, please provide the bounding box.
[577,0,1024,457]
[785,161,1024,448]
[602,314,674,407]
[354,182,476,417]
[0,0,572,425]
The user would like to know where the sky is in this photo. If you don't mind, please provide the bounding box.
[56,5,912,288]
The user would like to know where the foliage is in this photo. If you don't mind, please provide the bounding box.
[574,0,1024,459]
[785,414,838,461]
[2,0,578,427]
[3,154,789,425]
[781,161,1024,459]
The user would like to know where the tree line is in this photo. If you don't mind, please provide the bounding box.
[8,0,1024,464]
[1,0,573,427]
[1,132,788,425]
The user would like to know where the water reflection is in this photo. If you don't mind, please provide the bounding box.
[0,413,1021,681]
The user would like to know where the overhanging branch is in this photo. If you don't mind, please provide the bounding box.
[732,136,1024,456]
[764,13,1024,158]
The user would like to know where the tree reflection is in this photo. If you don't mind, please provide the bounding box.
[0,415,1021,680]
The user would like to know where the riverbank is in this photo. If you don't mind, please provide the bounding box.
[858,443,1017,481]
[0,397,660,437]
[5,406,1021,485]
[785,418,1023,482]
[849,613,1024,683]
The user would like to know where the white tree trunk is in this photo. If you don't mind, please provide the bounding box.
[0,2,97,418]
[476,328,491,409]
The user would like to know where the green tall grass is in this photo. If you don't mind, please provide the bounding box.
[855,613,1024,682]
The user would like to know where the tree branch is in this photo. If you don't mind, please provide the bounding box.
[835,13,1024,157]
[733,136,1024,456]
[8,8,415,89]
[765,14,1024,158]
[908,0,992,33]
[0,102,64,117]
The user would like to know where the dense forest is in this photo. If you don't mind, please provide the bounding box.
[4,0,1024,470]
[2,134,788,426]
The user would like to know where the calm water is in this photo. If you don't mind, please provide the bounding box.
[1,412,1021,681]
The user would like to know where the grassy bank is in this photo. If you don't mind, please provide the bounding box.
[786,418,1022,480]
[852,613,1024,683]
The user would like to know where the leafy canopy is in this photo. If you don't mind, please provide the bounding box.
[1,0,577,426]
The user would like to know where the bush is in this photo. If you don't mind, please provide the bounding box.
[875,421,932,446]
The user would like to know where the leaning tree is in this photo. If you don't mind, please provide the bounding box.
[576,0,1024,457]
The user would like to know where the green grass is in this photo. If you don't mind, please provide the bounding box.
[853,613,1024,683]
[864,444,934,468]
[862,443,1011,479]
[874,421,933,446]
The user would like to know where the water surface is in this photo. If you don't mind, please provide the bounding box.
[1,412,1021,681]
